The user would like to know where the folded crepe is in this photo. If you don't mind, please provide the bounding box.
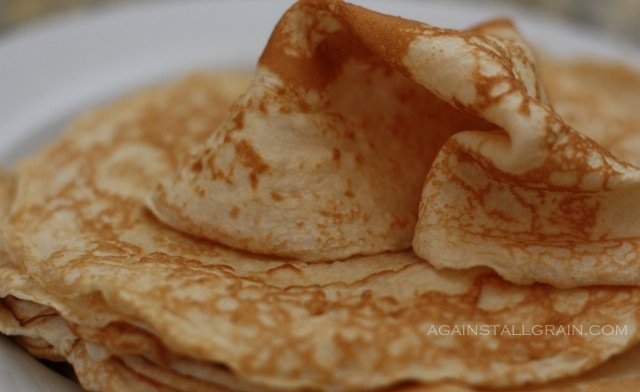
[150,0,640,288]
[2,65,640,391]
[2,0,640,391]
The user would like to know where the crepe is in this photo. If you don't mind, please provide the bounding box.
[2,282,640,392]
[1,64,640,391]
[0,287,253,392]
[148,0,640,288]
[542,60,640,168]
[2,0,640,391]
[0,294,221,391]
[1,270,640,392]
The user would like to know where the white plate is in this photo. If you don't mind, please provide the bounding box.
[0,1,638,390]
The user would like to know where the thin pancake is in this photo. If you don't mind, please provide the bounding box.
[3,70,640,390]
[2,293,640,391]
[543,60,640,167]
[151,0,640,288]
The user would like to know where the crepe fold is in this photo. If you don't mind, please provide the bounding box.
[3,0,640,391]
[149,0,640,288]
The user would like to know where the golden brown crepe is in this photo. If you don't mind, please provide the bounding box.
[151,0,640,288]
[1,67,640,390]
[543,60,640,167]
[2,1,640,391]
[1,292,640,391]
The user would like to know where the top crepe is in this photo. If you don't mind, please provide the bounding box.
[150,0,640,288]
[3,68,640,390]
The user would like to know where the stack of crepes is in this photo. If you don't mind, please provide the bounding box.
[2,0,640,390]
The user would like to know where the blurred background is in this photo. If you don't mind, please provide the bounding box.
[1,0,639,45]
